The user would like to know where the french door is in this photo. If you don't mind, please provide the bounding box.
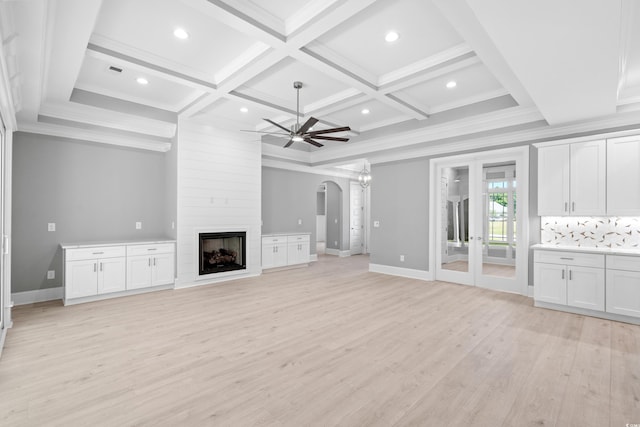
[432,147,529,295]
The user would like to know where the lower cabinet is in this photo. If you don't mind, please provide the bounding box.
[126,244,175,290]
[606,255,640,318]
[262,234,310,269]
[534,249,640,321]
[533,250,605,311]
[63,240,175,305]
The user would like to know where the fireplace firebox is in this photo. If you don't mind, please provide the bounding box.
[199,231,246,275]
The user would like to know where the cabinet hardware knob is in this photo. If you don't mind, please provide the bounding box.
[560,257,574,260]
[562,269,565,280]
[93,252,104,255]
[94,263,97,272]
[572,202,575,212]
[569,270,572,280]
[147,248,157,251]
[565,202,568,212]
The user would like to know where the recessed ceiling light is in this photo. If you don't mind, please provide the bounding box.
[446,80,457,89]
[361,108,370,115]
[136,77,148,85]
[174,28,189,40]
[385,31,399,43]
[240,107,248,113]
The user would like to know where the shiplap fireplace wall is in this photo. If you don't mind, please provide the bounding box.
[176,120,262,287]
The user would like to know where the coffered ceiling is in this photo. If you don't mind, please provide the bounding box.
[1,0,640,171]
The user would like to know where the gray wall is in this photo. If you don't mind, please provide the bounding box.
[262,167,351,254]
[325,181,342,250]
[12,132,170,293]
[369,158,430,270]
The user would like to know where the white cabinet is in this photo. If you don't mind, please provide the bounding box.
[64,246,126,301]
[262,234,311,269]
[606,255,640,318]
[287,234,310,266]
[63,240,175,305]
[537,140,606,216]
[607,135,640,215]
[534,250,605,311]
[126,243,175,290]
[262,236,288,269]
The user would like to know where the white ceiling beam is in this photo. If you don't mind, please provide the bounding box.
[432,0,534,108]
[43,0,103,103]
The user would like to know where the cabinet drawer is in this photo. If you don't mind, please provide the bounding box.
[287,234,310,244]
[127,243,175,256]
[534,250,604,268]
[607,255,640,272]
[66,246,126,261]
[262,236,287,245]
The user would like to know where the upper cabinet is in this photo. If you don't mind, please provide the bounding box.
[607,135,640,216]
[538,140,606,216]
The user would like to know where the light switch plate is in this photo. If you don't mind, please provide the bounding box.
[298,219,302,225]
[47,270,55,279]
[47,223,56,232]
[135,221,142,229]
[373,221,380,228]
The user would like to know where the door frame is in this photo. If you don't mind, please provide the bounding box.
[429,146,529,295]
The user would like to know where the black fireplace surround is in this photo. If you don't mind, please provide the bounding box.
[199,231,246,275]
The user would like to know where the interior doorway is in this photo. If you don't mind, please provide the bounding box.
[430,147,529,295]
[316,183,326,254]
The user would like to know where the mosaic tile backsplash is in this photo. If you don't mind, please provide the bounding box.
[541,217,640,248]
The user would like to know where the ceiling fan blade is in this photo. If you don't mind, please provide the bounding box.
[263,118,291,134]
[240,130,289,135]
[297,117,319,134]
[309,135,349,142]
[304,137,324,148]
[283,138,295,148]
[307,126,351,135]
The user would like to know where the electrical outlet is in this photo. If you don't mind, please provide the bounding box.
[373,221,380,228]
[334,241,338,246]
[47,270,55,279]
[334,218,338,224]
[47,223,56,232]
[400,255,405,262]
[135,221,142,230]
[171,221,175,229]
[297,219,302,225]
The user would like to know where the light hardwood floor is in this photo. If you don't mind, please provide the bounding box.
[1,255,639,426]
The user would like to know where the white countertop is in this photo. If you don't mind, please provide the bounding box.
[262,232,311,238]
[531,243,640,256]
[60,239,176,249]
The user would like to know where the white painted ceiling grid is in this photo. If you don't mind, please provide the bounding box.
[2,0,640,170]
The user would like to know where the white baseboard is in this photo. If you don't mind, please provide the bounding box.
[12,287,63,305]
[527,285,534,298]
[176,272,261,289]
[325,248,351,257]
[369,264,433,281]
[310,254,318,262]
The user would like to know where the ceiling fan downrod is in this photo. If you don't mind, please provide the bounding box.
[294,81,302,132]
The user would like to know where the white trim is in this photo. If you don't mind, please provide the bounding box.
[532,127,640,148]
[19,122,171,152]
[310,254,318,262]
[325,248,351,257]
[527,285,534,298]
[40,101,176,138]
[64,284,174,306]
[12,287,63,305]
[262,158,357,179]
[369,263,433,281]
[535,301,640,326]
[176,272,261,289]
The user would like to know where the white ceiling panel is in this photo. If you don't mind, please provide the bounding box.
[75,55,201,111]
[234,57,353,113]
[93,0,257,81]
[310,0,464,79]
[392,62,505,114]
[326,99,409,132]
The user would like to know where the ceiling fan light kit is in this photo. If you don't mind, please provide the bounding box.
[247,81,351,149]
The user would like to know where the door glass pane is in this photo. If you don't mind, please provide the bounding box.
[441,166,469,272]
[482,163,516,278]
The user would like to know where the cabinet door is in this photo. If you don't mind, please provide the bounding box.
[534,262,567,305]
[607,136,640,215]
[151,253,174,286]
[606,269,640,318]
[570,140,606,215]
[98,257,126,294]
[567,266,605,311]
[127,256,152,290]
[66,259,98,298]
[298,240,310,264]
[537,145,570,215]
[274,243,288,267]
[262,243,276,269]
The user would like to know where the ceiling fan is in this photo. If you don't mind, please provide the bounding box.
[245,81,351,148]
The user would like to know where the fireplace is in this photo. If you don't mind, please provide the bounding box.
[199,231,246,275]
